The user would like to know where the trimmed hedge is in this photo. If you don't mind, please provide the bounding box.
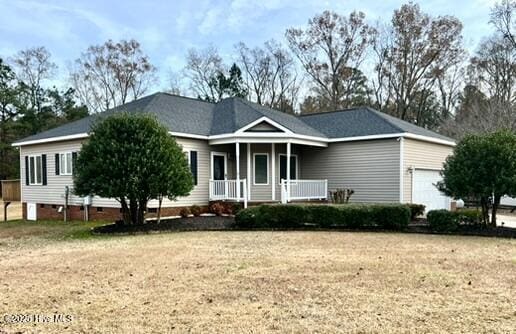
[427,208,484,232]
[427,209,458,232]
[234,204,410,230]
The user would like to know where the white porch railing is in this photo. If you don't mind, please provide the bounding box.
[281,179,328,203]
[209,179,248,208]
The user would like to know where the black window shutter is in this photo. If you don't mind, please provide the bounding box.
[42,154,47,185]
[25,156,29,185]
[55,153,60,175]
[190,151,198,185]
[72,152,78,174]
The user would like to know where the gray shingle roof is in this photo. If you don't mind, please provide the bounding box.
[300,107,454,141]
[14,92,454,145]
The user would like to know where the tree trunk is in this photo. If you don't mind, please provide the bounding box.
[491,195,501,227]
[137,198,147,225]
[480,196,490,225]
[129,198,138,225]
[120,198,131,225]
[157,195,163,224]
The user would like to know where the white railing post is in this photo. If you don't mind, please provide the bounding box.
[243,179,247,208]
[324,180,328,200]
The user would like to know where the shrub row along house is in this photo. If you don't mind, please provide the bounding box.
[13,92,455,221]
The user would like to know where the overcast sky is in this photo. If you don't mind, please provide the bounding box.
[0,0,499,92]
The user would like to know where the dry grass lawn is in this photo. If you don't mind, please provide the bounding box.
[0,221,515,333]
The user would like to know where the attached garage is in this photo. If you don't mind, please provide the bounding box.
[403,138,454,212]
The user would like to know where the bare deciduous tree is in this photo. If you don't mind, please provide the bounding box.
[70,39,157,113]
[11,46,57,113]
[184,46,224,101]
[286,10,375,111]
[469,36,516,104]
[491,0,516,48]
[236,40,301,112]
[372,3,464,128]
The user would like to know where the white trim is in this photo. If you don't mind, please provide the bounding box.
[169,131,209,140]
[271,143,275,201]
[236,142,240,201]
[13,133,88,147]
[27,154,43,186]
[209,136,327,147]
[19,146,23,202]
[278,153,299,184]
[247,143,251,200]
[399,137,404,203]
[235,116,293,135]
[210,152,227,180]
[402,133,456,146]
[328,132,455,147]
[253,152,269,185]
[286,142,291,201]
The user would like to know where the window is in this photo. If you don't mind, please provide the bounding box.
[279,154,297,182]
[253,153,269,185]
[190,151,198,185]
[28,155,43,185]
[59,152,73,175]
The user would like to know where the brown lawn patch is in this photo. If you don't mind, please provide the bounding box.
[0,223,514,333]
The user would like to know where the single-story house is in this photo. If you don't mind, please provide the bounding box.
[13,92,455,221]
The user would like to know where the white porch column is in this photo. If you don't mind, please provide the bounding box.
[286,141,291,202]
[271,143,276,201]
[236,141,240,201]
[247,143,251,201]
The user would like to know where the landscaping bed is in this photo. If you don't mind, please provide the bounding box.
[407,221,516,238]
[94,220,516,238]
[92,216,235,234]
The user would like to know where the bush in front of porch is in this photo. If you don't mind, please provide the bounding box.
[234,204,410,230]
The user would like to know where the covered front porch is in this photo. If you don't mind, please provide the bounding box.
[208,141,328,207]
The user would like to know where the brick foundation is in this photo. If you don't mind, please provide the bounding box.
[21,202,208,221]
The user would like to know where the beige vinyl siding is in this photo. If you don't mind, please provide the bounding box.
[301,139,400,203]
[403,138,453,203]
[21,137,211,208]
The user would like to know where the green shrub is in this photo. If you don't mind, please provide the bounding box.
[234,204,410,230]
[456,208,482,225]
[307,205,342,227]
[190,205,202,217]
[406,204,426,220]
[230,203,244,215]
[337,205,371,228]
[372,205,411,229]
[427,209,459,232]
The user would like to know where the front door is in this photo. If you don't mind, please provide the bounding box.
[211,152,228,198]
[212,153,227,180]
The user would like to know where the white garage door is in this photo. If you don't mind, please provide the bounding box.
[413,169,450,212]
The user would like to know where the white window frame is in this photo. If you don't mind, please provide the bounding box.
[59,152,73,175]
[278,153,299,184]
[28,154,43,185]
[253,153,269,185]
